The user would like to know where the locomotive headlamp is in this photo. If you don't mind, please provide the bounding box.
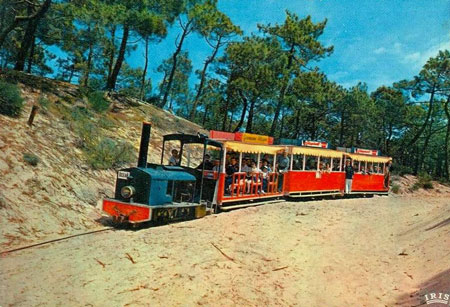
[121,186,135,199]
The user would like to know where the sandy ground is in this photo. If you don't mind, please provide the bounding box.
[0,195,449,307]
[0,80,204,249]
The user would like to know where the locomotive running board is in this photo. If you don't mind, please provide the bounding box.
[220,199,283,211]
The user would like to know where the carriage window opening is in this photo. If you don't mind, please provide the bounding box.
[320,157,331,172]
[293,154,303,170]
[305,156,317,170]
[331,158,340,172]
[366,162,374,174]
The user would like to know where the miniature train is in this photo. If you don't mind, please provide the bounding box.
[102,122,392,224]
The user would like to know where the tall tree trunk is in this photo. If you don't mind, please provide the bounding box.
[0,0,51,49]
[140,37,149,100]
[228,109,234,131]
[279,111,285,138]
[107,25,116,80]
[159,19,191,109]
[159,72,167,99]
[221,98,230,131]
[106,24,129,90]
[404,84,437,149]
[310,114,316,140]
[419,125,433,173]
[68,64,75,83]
[270,43,295,136]
[14,5,38,72]
[339,109,345,146]
[202,104,209,126]
[0,20,20,49]
[444,95,450,179]
[386,124,393,155]
[83,26,93,87]
[245,99,256,133]
[0,3,6,32]
[413,145,420,175]
[189,37,222,120]
[26,34,36,73]
[294,109,301,138]
[233,90,248,132]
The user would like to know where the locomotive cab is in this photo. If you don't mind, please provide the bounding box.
[161,133,224,206]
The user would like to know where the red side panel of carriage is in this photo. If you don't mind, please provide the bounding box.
[351,173,388,193]
[283,171,345,195]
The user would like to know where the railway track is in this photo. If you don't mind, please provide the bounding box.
[0,227,115,256]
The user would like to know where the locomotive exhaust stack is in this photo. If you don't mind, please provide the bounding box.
[137,122,151,168]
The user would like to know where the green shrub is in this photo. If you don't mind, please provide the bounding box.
[70,106,91,122]
[23,153,40,166]
[410,183,420,191]
[417,172,433,190]
[86,137,134,169]
[38,96,50,109]
[391,184,400,194]
[0,80,24,117]
[98,116,115,129]
[78,86,92,98]
[88,91,109,113]
[73,120,98,149]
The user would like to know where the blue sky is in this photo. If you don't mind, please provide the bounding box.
[127,0,449,93]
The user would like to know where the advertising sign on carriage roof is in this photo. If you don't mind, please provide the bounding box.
[209,130,274,145]
[352,147,381,156]
[302,140,329,148]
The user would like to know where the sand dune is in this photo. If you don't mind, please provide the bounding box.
[1,195,449,306]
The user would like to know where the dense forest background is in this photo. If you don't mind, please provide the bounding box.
[0,0,449,180]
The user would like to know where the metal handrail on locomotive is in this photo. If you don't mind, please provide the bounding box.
[101,123,392,224]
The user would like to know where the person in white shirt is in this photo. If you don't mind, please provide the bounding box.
[168,149,179,166]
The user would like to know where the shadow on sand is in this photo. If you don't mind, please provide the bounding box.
[396,268,450,306]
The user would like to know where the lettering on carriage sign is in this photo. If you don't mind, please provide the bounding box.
[302,140,328,148]
[424,292,450,305]
[355,148,379,156]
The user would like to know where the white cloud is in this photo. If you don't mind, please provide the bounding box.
[393,42,402,54]
[403,52,421,62]
[327,71,349,81]
[373,42,403,56]
[373,47,386,54]
[402,41,450,69]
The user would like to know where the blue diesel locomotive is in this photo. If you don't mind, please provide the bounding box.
[102,122,222,224]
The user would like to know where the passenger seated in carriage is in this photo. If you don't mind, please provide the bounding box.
[225,157,239,194]
[245,160,262,194]
[212,160,221,172]
[260,160,271,193]
[196,154,214,170]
